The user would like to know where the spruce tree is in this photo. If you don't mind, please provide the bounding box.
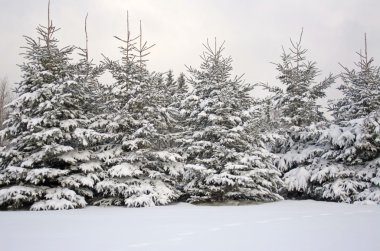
[166,70,175,90]
[313,36,380,204]
[172,72,188,107]
[165,72,189,140]
[94,17,183,207]
[263,31,335,199]
[180,39,283,203]
[177,73,187,93]
[0,5,101,210]
[280,36,380,204]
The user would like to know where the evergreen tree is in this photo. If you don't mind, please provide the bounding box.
[262,31,335,199]
[172,72,188,107]
[165,72,189,139]
[180,39,283,203]
[166,70,175,88]
[94,17,183,207]
[279,37,380,204]
[0,5,101,210]
[177,72,187,93]
[313,36,380,204]
[153,70,176,108]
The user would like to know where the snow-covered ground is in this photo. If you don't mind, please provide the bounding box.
[0,200,379,251]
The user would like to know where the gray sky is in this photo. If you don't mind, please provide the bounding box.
[1,0,380,104]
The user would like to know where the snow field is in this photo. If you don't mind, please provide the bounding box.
[0,200,379,251]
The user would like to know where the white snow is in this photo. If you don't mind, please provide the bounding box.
[0,200,379,251]
[108,163,143,178]
[284,167,311,191]
[59,150,92,164]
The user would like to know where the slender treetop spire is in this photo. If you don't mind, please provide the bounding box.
[85,13,89,62]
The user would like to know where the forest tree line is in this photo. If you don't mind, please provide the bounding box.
[0,4,379,210]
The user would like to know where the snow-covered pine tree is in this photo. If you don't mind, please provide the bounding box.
[165,70,176,95]
[152,70,176,115]
[153,70,188,110]
[311,35,380,204]
[64,14,112,204]
[180,39,283,203]
[0,4,102,210]
[163,72,189,143]
[171,72,189,107]
[94,16,183,207]
[262,31,335,199]
[279,36,380,204]
[177,73,187,93]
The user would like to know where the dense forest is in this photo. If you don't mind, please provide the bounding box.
[0,4,379,210]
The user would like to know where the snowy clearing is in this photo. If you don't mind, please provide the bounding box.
[1,200,379,251]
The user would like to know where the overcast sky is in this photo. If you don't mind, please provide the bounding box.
[1,0,380,103]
